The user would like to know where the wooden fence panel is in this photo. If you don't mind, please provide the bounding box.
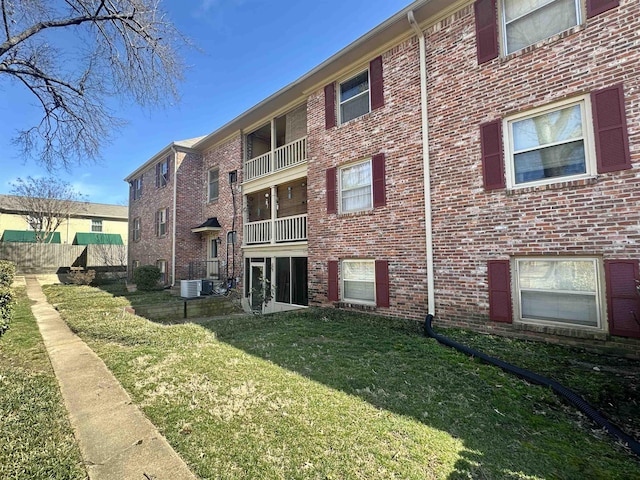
[0,242,127,273]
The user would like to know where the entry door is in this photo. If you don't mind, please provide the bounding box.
[207,237,219,278]
[250,263,265,312]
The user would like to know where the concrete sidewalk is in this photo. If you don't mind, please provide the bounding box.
[25,275,197,480]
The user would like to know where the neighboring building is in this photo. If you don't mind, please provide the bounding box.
[0,194,128,245]
[126,0,640,354]
[125,137,207,285]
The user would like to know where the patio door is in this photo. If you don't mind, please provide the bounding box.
[250,262,265,312]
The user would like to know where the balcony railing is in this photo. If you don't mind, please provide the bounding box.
[275,214,307,243]
[244,214,307,245]
[244,136,307,181]
[244,219,271,245]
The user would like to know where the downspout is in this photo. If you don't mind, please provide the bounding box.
[171,145,178,287]
[408,11,435,316]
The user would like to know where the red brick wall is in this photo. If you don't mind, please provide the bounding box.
[128,156,177,280]
[425,1,640,349]
[308,38,429,321]
[201,135,244,288]
[174,150,205,280]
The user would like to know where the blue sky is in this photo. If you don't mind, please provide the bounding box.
[0,0,412,206]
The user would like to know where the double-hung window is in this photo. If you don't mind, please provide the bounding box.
[339,159,372,213]
[342,259,375,304]
[505,96,594,187]
[133,218,140,241]
[156,208,167,237]
[515,257,601,328]
[91,219,103,232]
[502,0,581,55]
[339,70,370,124]
[208,168,219,202]
[132,178,142,200]
[157,158,169,187]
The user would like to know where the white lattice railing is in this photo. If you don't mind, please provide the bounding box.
[244,136,307,181]
[244,219,271,245]
[275,214,307,243]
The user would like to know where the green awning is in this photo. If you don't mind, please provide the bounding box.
[1,230,61,243]
[73,233,124,245]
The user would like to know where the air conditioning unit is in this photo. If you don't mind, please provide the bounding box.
[201,279,214,295]
[180,280,201,298]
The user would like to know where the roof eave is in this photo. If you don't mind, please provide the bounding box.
[192,0,459,151]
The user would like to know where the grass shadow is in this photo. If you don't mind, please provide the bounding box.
[205,307,640,479]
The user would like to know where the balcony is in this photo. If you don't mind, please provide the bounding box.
[244,136,307,182]
[244,214,308,245]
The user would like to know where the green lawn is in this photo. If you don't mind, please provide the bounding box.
[0,288,86,480]
[45,284,640,479]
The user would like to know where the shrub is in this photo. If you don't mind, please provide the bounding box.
[133,265,162,291]
[0,287,15,336]
[0,261,16,288]
[68,269,96,285]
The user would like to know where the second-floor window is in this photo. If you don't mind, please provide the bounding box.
[502,0,580,55]
[339,70,370,124]
[133,218,140,241]
[339,159,372,213]
[505,96,594,188]
[156,208,168,236]
[208,168,219,202]
[91,219,103,232]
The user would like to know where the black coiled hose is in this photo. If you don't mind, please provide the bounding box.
[424,314,640,458]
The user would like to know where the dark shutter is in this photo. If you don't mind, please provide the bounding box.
[591,84,631,173]
[587,0,619,18]
[474,0,499,64]
[328,261,339,302]
[488,260,512,323]
[370,56,384,110]
[166,156,171,182]
[155,163,160,187]
[324,83,336,129]
[326,167,337,214]
[605,260,640,338]
[375,260,390,307]
[129,182,134,203]
[372,153,386,208]
[140,176,143,197]
[480,120,505,190]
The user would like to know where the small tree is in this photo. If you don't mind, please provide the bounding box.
[10,176,85,243]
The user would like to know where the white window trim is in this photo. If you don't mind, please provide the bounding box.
[208,168,219,202]
[513,256,605,331]
[500,0,582,56]
[91,219,103,232]
[159,159,169,187]
[503,95,596,189]
[341,258,376,305]
[338,68,370,125]
[338,158,373,214]
[157,208,167,236]
[133,218,140,242]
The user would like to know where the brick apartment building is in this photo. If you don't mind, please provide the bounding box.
[126,0,640,355]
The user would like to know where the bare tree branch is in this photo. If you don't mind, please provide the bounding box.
[0,0,188,170]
